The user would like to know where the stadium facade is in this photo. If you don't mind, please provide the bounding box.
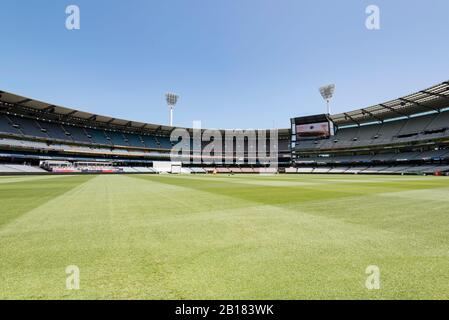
[0,81,448,175]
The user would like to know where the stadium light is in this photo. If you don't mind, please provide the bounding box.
[319,84,335,115]
[165,93,179,126]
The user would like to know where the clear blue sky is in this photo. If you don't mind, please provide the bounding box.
[1,0,448,129]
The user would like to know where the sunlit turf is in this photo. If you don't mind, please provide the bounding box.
[1,173,449,299]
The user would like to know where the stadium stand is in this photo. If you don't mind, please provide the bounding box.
[0,164,47,173]
[0,114,21,135]
[297,167,314,173]
[63,124,92,143]
[190,167,207,174]
[9,115,48,138]
[1,81,449,175]
[123,133,145,148]
[290,81,449,175]
[39,121,71,140]
[85,128,111,145]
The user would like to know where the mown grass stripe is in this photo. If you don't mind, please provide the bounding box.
[0,175,95,228]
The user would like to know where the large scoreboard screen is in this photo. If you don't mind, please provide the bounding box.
[296,122,330,138]
[291,114,332,140]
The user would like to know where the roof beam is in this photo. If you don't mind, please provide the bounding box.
[399,98,440,113]
[420,90,449,101]
[379,104,410,118]
[106,118,116,124]
[343,113,360,125]
[361,108,384,122]
[17,98,32,104]
[43,105,56,113]
[88,115,97,121]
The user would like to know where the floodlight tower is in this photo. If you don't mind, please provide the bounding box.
[165,93,179,126]
[319,84,335,115]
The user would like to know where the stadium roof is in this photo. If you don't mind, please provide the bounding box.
[0,90,290,135]
[330,80,449,126]
[0,90,177,134]
[1,80,448,132]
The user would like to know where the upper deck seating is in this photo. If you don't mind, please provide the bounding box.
[40,121,71,141]
[63,125,92,143]
[85,128,111,145]
[123,134,145,148]
[0,114,21,135]
[157,137,173,149]
[141,135,159,149]
[9,115,47,138]
[296,111,449,151]
[107,131,127,146]
[426,111,449,131]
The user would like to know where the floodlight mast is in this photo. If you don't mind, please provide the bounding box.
[319,84,335,115]
[165,93,179,126]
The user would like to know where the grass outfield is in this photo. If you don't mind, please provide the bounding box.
[1,174,449,299]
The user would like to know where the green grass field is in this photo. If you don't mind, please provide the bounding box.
[1,173,449,300]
